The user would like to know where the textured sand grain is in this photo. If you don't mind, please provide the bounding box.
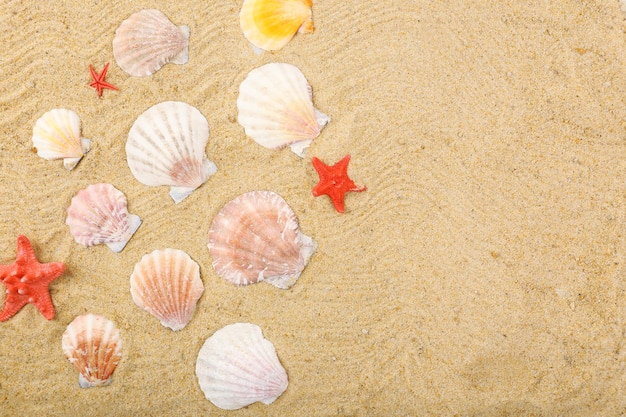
[0,1,625,416]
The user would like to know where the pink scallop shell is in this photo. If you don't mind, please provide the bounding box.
[66,183,142,253]
[207,190,316,289]
[113,9,190,77]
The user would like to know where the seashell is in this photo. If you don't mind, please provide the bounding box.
[61,314,123,388]
[32,109,92,170]
[237,63,329,157]
[208,190,316,289]
[130,249,204,331]
[66,183,142,253]
[126,101,217,203]
[113,9,190,77]
[195,323,288,410]
[239,0,314,51]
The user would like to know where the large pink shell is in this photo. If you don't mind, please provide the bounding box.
[61,314,123,388]
[130,249,204,331]
[207,191,316,289]
[66,183,142,253]
[113,9,190,77]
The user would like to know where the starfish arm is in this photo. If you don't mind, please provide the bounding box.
[31,288,55,320]
[328,189,346,213]
[0,265,15,280]
[39,262,66,285]
[15,235,37,266]
[0,295,28,322]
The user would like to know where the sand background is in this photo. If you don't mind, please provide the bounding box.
[0,0,625,415]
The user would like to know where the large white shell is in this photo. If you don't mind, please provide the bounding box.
[61,314,123,388]
[130,249,204,331]
[66,183,142,253]
[240,0,314,52]
[208,190,316,289]
[237,63,329,157]
[195,323,288,410]
[113,9,190,77]
[32,109,92,170]
[126,101,217,203]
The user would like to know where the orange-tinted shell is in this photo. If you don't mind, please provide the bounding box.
[207,191,316,289]
[130,249,204,331]
[61,314,122,388]
[240,0,313,51]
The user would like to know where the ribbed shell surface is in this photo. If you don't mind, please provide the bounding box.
[207,190,316,289]
[113,9,190,77]
[61,314,123,388]
[125,101,217,203]
[195,323,288,410]
[66,183,142,253]
[32,108,91,170]
[130,249,204,331]
[239,0,314,51]
[237,63,329,157]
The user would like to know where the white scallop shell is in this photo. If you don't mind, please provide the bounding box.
[113,9,190,77]
[32,108,92,170]
[195,323,288,410]
[66,183,142,253]
[130,249,204,331]
[237,63,329,157]
[126,101,217,203]
[61,314,123,388]
[208,190,316,289]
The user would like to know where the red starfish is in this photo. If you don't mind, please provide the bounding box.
[89,62,118,97]
[0,235,66,321]
[311,154,367,213]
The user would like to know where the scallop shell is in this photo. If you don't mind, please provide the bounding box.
[113,9,190,77]
[196,323,288,410]
[240,0,314,51]
[66,183,142,253]
[208,190,316,289]
[61,314,123,388]
[130,249,204,331]
[32,108,92,170]
[126,101,217,203]
[237,63,329,157]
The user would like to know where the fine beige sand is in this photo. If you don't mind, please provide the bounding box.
[1,1,625,416]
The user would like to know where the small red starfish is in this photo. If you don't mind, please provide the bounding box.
[0,235,66,321]
[311,154,367,213]
[89,62,118,97]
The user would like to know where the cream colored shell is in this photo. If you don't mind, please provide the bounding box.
[126,101,217,203]
[113,9,190,77]
[61,314,123,388]
[240,0,314,51]
[66,183,142,253]
[195,323,288,410]
[130,249,204,331]
[208,190,316,289]
[237,63,329,157]
[32,108,92,170]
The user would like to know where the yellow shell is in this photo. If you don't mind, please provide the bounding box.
[240,0,314,51]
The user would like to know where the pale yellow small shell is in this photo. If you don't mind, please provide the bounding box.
[240,0,313,51]
[32,108,92,170]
